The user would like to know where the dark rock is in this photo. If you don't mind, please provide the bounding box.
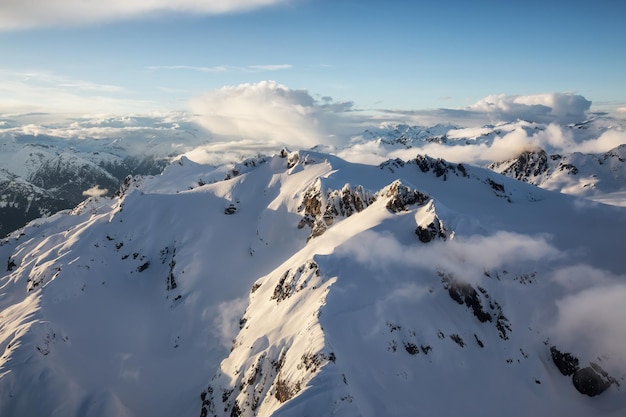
[7,257,16,272]
[224,204,237,215]
[573,366,612,397]
[550,346,579,376]
[415,218,446,243]
[385,181,429,212]
[442,276,491,323]
[404,342,419,355]
[487,178,505,193]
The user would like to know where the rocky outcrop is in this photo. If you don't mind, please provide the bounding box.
[487,150,550,182]
[440,272,511,340]
[550,346,617,397]
[298,179,435,240]
[297,182,376,240]
[412,155,469,180]
[415,218,446,243]
[384,180,430,212]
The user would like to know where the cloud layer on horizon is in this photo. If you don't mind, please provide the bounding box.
[189,82,626,164]
[0,0,291,30]
[4,78,623,168]
[382,92,592,127]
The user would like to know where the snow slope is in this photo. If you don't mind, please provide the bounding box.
[1,149,625,416]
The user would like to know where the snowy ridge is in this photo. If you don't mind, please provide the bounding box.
[489,144,626,202]
[1,149,626,417]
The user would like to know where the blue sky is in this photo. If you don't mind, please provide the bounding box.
[1,0,625,116]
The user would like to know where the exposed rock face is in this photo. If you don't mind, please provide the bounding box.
[297,182,376,240]
[489,144,626,199]
[573,366,613,397]
[488,150,550,182]
[550,346,617,397]
[415,218,446,243]
[298,179,435,240]
[440,272,511,340]
[550,346,579,376]
[384,180,430,212]
[413,155,469,179]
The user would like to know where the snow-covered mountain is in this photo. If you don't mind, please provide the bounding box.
[1,148,625,417]
[3,113,625,237]
[0,114,208,236]
[344,118,626,205]
[488,144,626,204]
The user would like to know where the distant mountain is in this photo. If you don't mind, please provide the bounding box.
[1,149,624,417]
[0,116,206,236]
[356,123,458,147]
[488,144,626,202]
[348,119,626,205]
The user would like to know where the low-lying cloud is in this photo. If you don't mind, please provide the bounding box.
[0,0,292,30]
[82,185,108,197]
[337,230,560,285]
[190,85,622,167]
[551,265,626,375]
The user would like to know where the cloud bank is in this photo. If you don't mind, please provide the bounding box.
[190,80,357,149]
[382,92,592,127]
[468,93,591,125]
[337,229,626,375]
[190,85,606,164]
[551,266,626,375]
[337,230,559,285]
[0,0,291,30]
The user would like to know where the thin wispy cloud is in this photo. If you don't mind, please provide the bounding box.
[146,64,293,73]
[0,0,293,30]
[0,70,153,115]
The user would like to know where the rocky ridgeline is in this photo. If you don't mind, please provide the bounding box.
[296,177,447,244]
[297,181,376,240]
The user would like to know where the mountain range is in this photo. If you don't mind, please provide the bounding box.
[1,129,625,416]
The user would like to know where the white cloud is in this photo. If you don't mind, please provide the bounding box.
[337,230,560,285]
[0,0,292,30]
[382,93,591,127]
[247,64,293,71]
[551,266,626,375]
[468,93,591,124]
[82,185,109,197]
[213,296,249,349]
[575,129,626,154]
[190,80,357,148]
[146,64,293,73]
[340,119,625,167]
